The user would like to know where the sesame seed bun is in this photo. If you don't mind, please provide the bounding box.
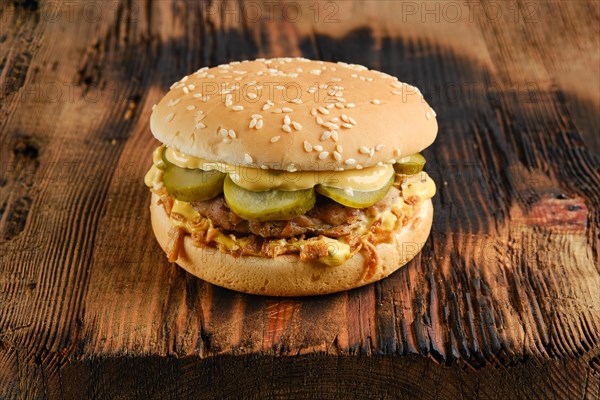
[150,193,433,296]
[150,58,437,171]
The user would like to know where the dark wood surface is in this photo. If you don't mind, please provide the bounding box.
[1,1,599,398]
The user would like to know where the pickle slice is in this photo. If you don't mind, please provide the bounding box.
[394,153,426,175]
[162,151,226,202]
[316,175,394,208]
[223,176,316,221]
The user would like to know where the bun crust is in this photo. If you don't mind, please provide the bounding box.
[150,58,437,171]
[150,193,433,296]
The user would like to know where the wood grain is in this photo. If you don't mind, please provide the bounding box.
[1,1,599,398]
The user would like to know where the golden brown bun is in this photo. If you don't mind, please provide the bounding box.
[150,58,437,171]
[150,193,433,296]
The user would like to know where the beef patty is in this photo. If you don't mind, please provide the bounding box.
[191,187,400,239]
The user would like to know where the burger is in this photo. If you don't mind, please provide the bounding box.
[145,57,437,296]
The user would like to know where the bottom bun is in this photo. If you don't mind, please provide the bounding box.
[150,194,433,296]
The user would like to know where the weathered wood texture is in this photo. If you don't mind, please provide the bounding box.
[1,1,599,398]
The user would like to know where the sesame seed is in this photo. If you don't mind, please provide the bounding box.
[375,144,384,151]
[247,93,258,99]
[252,114,263,119]
[291,98,302,104]
[225,100,233,107]
[308,88,317,94]
[336,145,343,153]
[228,129,236,138]
[371,99,381,105]
[335,103,344,109]
[316,116,324,125]
[327,103,335,109]
[262,103,271,111]
[183,87,189,94]
[282,124,292,133]
[426,111,432,120]
[249,119,257,129]
[195,123,206,129]
[292,121,302,130]
[392,81,403,88]
[152,104,157,110]
[369,148,375,158]
[284,115,291,125]
[333,151,342,161]
[165,113,174,122]
[342,123,353,129]
[359,146,370,154]
[219,128,228,136]
[167,98,181,106]
[356,164,363,170]
[287,164,298,172]
[186,105,196,111]
[272,108,282,113]
[318,107,330,115]
[331,131,339,142]
[341,114,350,123]
[244,154,253,163]
[270,136,280,143]
[345,158,356,165]
[348,116,357,125]
[303,141,312,152]
[181,76,189,82]
[319,151,329,160]
[310,108,317,116]
[392,90,402,95]
[223,137,232,144]
[193,93,203,98]
[188,84,196,90]
[314,145,323,152]
[232,105,244,111]
[320,131,331,141]
[282,107,293,113]
[332,117,340,123]
[256,119,264,129]
[431,108,437,117]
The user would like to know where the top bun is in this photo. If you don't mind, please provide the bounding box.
[150,58,437,171]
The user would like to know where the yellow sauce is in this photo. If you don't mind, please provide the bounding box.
[401,172,436,200]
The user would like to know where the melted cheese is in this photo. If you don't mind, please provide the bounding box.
[164,146,394,192]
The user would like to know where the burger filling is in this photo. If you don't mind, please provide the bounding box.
[145,146,435,278]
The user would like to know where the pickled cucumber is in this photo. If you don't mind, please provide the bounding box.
[162,151,226,202]
[316,175,394,208]
[394,153,426,175]
[223,176,316,221]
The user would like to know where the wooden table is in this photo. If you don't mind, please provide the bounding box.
[1,1,598,398]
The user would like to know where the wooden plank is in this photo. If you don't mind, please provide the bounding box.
[0,0,598,398]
